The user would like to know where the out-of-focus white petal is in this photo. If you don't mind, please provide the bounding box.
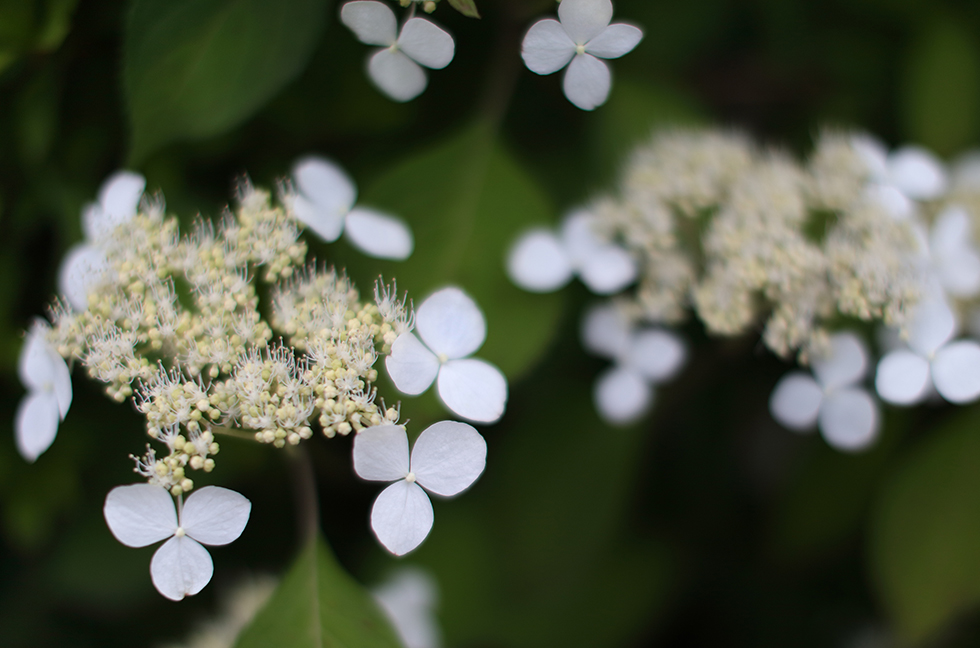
[291,193,346,242]
[577,245,637,294]
[386,333,441,395]
[293,156,357,216]
[561,209,602,262]
[436,359,507,423]
[19,323,54,392]
[103,484,177,548]
[819,388,879,452]
[851,134,889,181]
[415,287,486,360]
[521,19,576,75]
[907,295,956,357]
[875,350,931,405]
[341,0,398,46]
[811,331,867,391]
[558,0,613,45]
[98,170,145,224]
[15,392,59,462]
[585,23,643,59]
[368,49,428,102]
[150,536,213,601]
[932,206,980,298]
[506,228,573,292]
[51,352,72,419]
[371,480,434,556]
[58,244,108,311]
[373,568,442,648]
[769,372,822,431]
[345,207,414,260]
[580,302,631,359]
[888,146,948,200]
[562,53,611,111]
[932,340,980,404]
[864,184,914,220]
[353,424,411,482]
[938,251,980,299]
[180,486,251,546]
[932,206,972,256]
[411,421,487,497]
[398,18,454,69]
[594,366,651,425]
[952,150,980,191]
[628,329,686,383]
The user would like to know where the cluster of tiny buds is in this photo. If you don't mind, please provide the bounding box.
[399,0,438,13]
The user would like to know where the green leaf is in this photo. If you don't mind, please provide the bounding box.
[447,0,480,18]
[123,0,326,163]
[870,406,980,644]
[233,534,401,648]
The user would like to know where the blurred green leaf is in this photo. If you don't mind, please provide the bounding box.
[34,0,77,51]
[14,67,59,167]
[123,0,326,163]
[233,534,400,648]
[870,406,980,644]
[447,0,480,18]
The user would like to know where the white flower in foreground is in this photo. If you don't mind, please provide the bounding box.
[930,205,980,299]
[104,484,251,601]
[769,331,880,452]
[875,294,980,405]
[353,422,486,556]
[521,0,643,110]
[581,303,686,425]
[290,156,414,260]
[507,209,637,294]
[15,321,72,461]
[341,0,454,102]
[852,135,947,219]
[373,567,442,648]
[386,287,507,423]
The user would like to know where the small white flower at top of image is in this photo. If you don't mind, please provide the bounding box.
[851,134,947,219]
[521,0,643,110]
[929,205,980,299]
[15,320,73,462]
[340,0,455,102]
[769,331,880,452]
[288,155,414,260]
[372,567,442,648]
[581,302,686,425]
[103,483,251,601]
[507,208,637,294]
[385,287,507,423]
[353,421,486,556]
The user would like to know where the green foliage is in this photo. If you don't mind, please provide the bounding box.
[447,0,480,18]
[0,0,76,76]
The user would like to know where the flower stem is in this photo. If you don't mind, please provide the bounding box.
[210,425,258,441]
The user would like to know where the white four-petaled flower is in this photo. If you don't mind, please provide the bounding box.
[386,287,507,423]
[521,0,643,110]
[104,484,251,601]
[15,321,72,461]
[341,0,455,102]
[353,422,486,556]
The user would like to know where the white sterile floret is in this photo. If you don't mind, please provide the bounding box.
[769,331,880,452]
[386,287,507,423]
[507,209,637,294]
[930,205,980,298]
[851,135,947,219]
[372,567,442,648]
[103,484,251,601]
[581,302,686,425]
[340,0,455,102]
[875,294,980,405]
[521,0,643,110]
[353,422,486,556]
[290,156,414,260]
[15,321,72,461]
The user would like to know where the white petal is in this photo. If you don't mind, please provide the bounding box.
[560,209,603,264]
[558,0,613,45]
[353,424,411,482]
[19,322,55,392]
[907,295,956,357]
[888,146,948,200]
[875,350,931,405]
[368,48,428,102]
[180,486,251,546]
[292,193,346,242]
[293,156,357,215]
[97,170,145,224]
[932,206,980,297]
[397,18,454,69]
[436,358,508,423]
[952,150,980,191]
[562,53,611,111]
[150,536,213,601]
[585,23,643,59]
[864,184,914,220]
[577,244,637,294]
[931,206,972,256]
[769,372,822,431]
[345,207,414,260]
[851,134,889,181]
[103,484,177,548]
[15,392,60,462]
[386,333,441,395]
[58,243,108,311]
[594,366,651,425]
[521,19,576,75]
[410,420,487,496]
[506,228,574,292]
[371,480,434,556]
[938,251,980,298]
[580,301,631,359]
[81,203,107,241]
[415,287,486,359]
[372,568,441,648]
[819,388,879,452]
[340,0,397,46]
[932,340,980,404]
[811,331,868,391]
[627,328,686,383]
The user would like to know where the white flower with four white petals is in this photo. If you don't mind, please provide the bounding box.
[15,321,73,462]
[353,421,486,556]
